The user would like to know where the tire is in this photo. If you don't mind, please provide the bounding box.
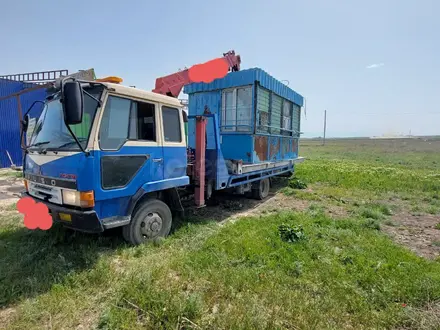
[252,178,270,200]
[122,198,172,245]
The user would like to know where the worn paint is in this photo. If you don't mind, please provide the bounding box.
[269,136,281,160]
[254,135,268,162]
[281,137,290,158]
[185,68,304,167]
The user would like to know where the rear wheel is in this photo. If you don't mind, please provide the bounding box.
[252,177,270,200]
[122,198,172,245]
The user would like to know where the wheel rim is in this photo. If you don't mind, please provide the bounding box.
[261,179,269,197]
[139,212,163,239]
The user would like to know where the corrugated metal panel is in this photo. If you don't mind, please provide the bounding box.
[0,79,23,97]
[184,68,304,107]
[0,84,47,168]
[0,97,21,167]
[20,87,47,119]
[187,90,222,150]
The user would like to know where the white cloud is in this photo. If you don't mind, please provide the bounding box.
[366,63,385,69]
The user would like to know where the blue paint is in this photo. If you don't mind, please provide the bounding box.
[24,144,189,220]
[185,68,304,168]
[95,196,131,219]
[221,134,253,162]
[0,79,22,97]
[142,176,189,193]
[184,68,304,107]
[187,90,221,150]
[0,80,47,168]
[227,164,293,188]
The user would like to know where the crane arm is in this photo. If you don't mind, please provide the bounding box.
[152,50,241,98]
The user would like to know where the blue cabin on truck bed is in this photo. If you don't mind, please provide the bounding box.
[184,68,304,166]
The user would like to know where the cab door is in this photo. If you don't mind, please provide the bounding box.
[94,94,164,218]
[160,104,187,180]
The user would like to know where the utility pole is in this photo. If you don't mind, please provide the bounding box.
[323,110,327,146]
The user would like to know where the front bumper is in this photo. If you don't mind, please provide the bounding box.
[21,192,104,233]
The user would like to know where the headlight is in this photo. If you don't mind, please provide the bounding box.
[62,190,94,208]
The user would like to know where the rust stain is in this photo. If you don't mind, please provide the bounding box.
[254,136,268,161]
[292,139,298,154]
[281,137,290,157]
[269,137,280,160]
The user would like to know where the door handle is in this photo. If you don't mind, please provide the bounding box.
[152,158,163,163]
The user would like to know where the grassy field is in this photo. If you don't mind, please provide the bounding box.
[1,138,440,329]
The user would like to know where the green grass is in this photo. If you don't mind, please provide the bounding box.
[96,212,440,329]
[5,203,17,211]
[2,138,440,329]
[0,170,23,178]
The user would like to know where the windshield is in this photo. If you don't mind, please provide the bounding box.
[29,86,104,151]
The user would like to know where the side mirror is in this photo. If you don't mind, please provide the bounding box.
[21,114,30,132]
[63,81,83,125]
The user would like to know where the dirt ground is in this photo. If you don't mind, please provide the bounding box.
[383,212,440,260]
[0,171,23,206]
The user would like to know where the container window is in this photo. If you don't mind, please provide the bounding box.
[292,104,301,136]
[221,86,252,132]
[222,90,236,132]
[257,86,270,133]
[236,87,252,132]
[162,106,182,142]
[271,94,282,134]
[282,100,292,136]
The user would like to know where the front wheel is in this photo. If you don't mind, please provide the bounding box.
[122,199,172,245]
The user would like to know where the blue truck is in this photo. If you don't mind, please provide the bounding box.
[20,51,305,245]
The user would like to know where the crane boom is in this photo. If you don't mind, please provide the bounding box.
[152,50,241,98]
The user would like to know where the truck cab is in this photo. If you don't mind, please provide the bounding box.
[23,80,189,244]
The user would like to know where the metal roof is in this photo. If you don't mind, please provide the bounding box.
[105,83,183,108]
[183,68,304,107]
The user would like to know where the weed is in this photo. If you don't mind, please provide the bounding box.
[13,171,23,178]
[361,218,381,230]
[383,219,398,227]
[434,223,440,230]
[281,187,296,196]
[295,190,321,201]
[432,241,440,247]
[307,203,325,216]
[288,177,308,189]
[341,255,354,265]
[278,223,307,243]
[287,261,303,277]
[426,206,439,215]
[359,207,384,220]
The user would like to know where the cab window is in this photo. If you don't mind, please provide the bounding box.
[99,95,157,150]
[162,106,181,142]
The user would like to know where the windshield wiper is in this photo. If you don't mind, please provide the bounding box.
[57,138,87,149]
[28,141,50,148]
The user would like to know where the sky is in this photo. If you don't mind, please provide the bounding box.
[1,0,439,138]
